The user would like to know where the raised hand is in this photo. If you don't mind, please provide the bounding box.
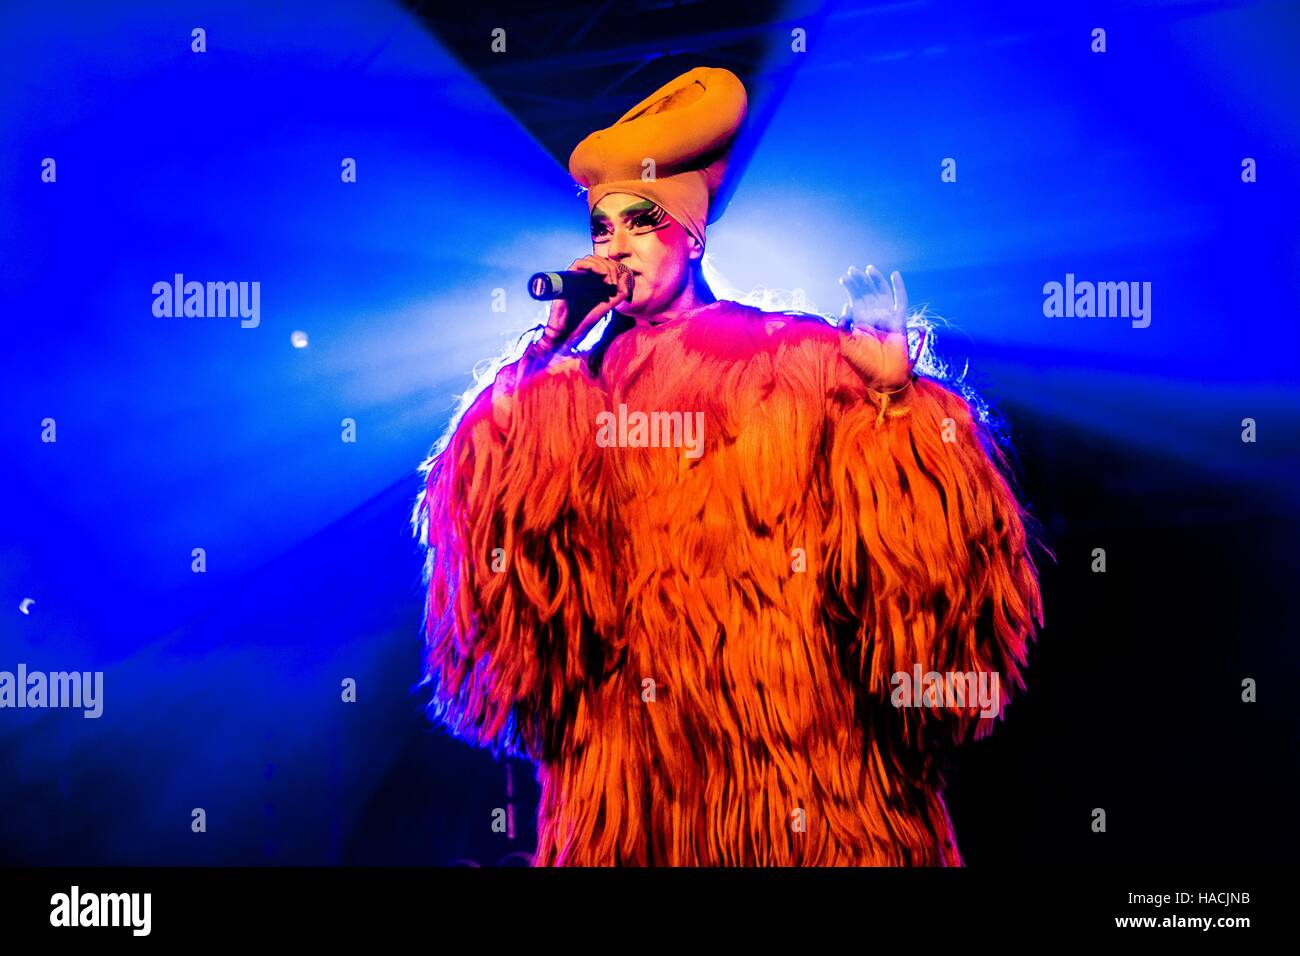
[539,256,634,356]
[837,264,912,391]
[492,256,633,409]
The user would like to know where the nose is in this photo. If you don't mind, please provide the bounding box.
[605,227,633,260]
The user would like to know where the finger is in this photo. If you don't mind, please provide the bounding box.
[842,267,869,301]
[890,270,909,317]
[574,274,630,340]
[610,265,632,297]
[865,265,892,304]
[595,257,626,291]
[838,302,854,330]
[588,266,629,312]
[599,261,628,298]
[612,267,633,301]
[571,257,620,297]
[855,267,881,305]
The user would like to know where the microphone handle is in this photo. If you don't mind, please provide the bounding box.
[528,269,620,301]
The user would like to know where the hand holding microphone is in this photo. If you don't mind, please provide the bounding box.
[527,257,635,361]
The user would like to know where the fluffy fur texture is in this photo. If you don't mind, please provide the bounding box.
[413,299,1044,865]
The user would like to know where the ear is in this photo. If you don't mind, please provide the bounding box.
[688,234,705,261]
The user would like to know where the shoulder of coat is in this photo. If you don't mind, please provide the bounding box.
[753,308,839,341]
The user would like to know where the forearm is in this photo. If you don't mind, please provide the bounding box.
[824,374,1043,745]
[419,346,614,757]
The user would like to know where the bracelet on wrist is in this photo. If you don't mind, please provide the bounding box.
[874,373,916,396]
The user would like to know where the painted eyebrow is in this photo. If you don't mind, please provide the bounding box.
[591,200,658,224]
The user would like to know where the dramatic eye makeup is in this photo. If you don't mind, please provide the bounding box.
[591,201,669,240]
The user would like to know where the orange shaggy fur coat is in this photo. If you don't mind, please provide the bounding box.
[414,299,1043,865]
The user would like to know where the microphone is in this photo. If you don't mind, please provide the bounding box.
[528,266,632,301]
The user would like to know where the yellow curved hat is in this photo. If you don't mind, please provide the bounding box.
[568,66,748,249]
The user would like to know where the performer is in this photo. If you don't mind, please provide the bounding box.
[413,67,1043,865]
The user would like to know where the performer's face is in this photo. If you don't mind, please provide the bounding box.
[590,192,702,317]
